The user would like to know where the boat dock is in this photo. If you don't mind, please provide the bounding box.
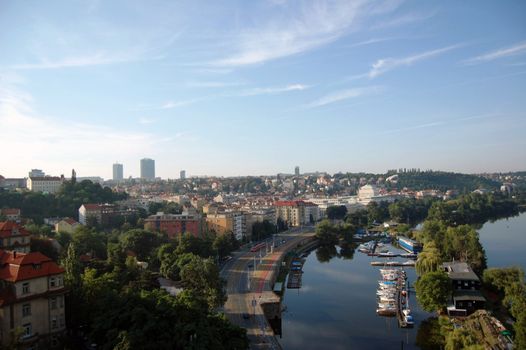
[376,268,414,328]
[287,257,305,289]
[371,261,415,267]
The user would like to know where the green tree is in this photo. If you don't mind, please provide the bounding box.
[315,220,339,246]
[416,242,442,276]
[326,205,347,220]
[180,254,226,310]
[415,271,452,313]
[119,229,164,261]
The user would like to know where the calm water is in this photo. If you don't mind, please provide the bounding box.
[278,244,432,350]
[478,211,526,269]
[278,212,526,349]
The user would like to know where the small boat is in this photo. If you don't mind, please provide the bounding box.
[402,260,416,266]
[402,309,414,326]
[378,280,397,285]
[376,308,397,316]
[378,296,396,303]
[378,251,398,258]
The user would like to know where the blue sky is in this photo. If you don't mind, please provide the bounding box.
[1,0,525,179]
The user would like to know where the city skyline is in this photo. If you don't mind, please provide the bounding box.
[1,1,525,179]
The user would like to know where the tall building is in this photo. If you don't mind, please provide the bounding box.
[28,169,45,178]
[180,170,186,180]
[140,158,155,179]
[295,166,300,176]
[113,163,123,181]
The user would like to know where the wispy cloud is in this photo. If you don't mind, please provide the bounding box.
[138,117,155,124]
[0,83,167,177]
[307,86,380,108]
[380,113,500,134]
[369,44,460,78]
[237,84,310,96]
[186,81,245,88]
[161,99,199,109]
[211,1,401,67]
[9,53,143,70]
[372,11,436,30]
[464,41,526,65]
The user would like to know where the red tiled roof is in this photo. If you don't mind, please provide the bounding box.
[0,208,20,215]
[82,204,101,210]
[274,200,317,207]
[63,218,79,225]
[0,250,64,282]
[0,221,31,238]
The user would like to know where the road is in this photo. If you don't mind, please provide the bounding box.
[221,228,316,349]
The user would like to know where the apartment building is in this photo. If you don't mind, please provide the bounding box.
[0,222,31,253]
[78,204,136,226]
[144,210,202,239]
[0,250,66,348]
[274,200,319,227]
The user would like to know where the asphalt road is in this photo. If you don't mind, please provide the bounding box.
[221,228,315,349]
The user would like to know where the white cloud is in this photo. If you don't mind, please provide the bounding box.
[0,84,165,177]
[211,1,401,67]
[138,117,155,124]
[380,113,500,134]
[464,41,526,65]
[368,44,460,78]
[307,86,380,108]
[161,99,199,109]
[9,52,146,70]
[186,81,245,88]
[237,84,310,96]
[372,11,436,30]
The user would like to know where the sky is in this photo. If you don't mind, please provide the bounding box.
[1,0,525,179]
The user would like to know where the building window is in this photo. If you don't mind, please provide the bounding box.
[50,277,56,288]
[57,276,63,286]
[22,303,31,317]
[22,282,30,294]
[51,335,59,347]
[59,295,64,308]
[50,297,57,309]
[51,317,58,329]
[59,314,65,327]
[22,323,32,338]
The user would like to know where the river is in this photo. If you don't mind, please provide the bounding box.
[277,212,526,349]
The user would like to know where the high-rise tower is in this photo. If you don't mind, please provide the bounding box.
[113,163,123,181]
[140,158,155,179]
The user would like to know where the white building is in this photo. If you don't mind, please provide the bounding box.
[27,176,64,194]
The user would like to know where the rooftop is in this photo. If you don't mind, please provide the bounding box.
[443,261,480,281]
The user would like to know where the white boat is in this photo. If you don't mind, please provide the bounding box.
[402,260,416,266]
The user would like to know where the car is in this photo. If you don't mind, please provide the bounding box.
[242,313,251,319]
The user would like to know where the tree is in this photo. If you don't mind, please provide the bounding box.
[119,229,164,261]
[416,242,442,276]
[415,271,452,313]
[315,220,339,246]
[72,226,107,259]
[213,233,235,260]
[30,237,59,261]
[180,254,226,310]
[444,328,482,350]
[326,205,347,220]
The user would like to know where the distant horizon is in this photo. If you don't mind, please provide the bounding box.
[2,166,525,181]
[1,1,525,179]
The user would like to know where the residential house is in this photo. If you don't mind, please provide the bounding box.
[54,218,80,235]
[0,209,21,223]
[443,261,486,316]
[0,250,66,348]
[0,222,31,253]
